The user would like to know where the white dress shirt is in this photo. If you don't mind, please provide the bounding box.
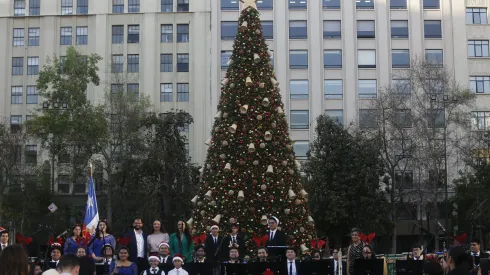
[0,243,7,250]
[104,258,113,265]
[287,260,297,275]
[160,255,169,263]
[334,259,339,275]
[143,267,164,275]
[472,251,480,257]
[135,229,145,258]
[168,268,189,275]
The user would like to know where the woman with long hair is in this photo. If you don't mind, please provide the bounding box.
[87,220,116,262]
[147,220,169,255]
[64,224,86,255]
[362,245,376,260]
[347,228,364,275]
[109,247,137,275]
[169,220,194,264]
[0,244,29,275]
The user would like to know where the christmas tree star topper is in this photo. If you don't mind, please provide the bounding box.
[240,0,257,10]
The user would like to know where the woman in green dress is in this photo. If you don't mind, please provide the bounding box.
[169,220,194,263]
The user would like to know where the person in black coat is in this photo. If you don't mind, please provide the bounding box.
[124,217,148,274]
[221,223,246,259]
[265,216,287,259]
[470,239,489,274]
[282,247,302,275]
[0,227,9,252]
[332,248,347,275]
[204,225,223,264]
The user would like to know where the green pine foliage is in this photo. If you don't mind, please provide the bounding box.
[189,7,315,254]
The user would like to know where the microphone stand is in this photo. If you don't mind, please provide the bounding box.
[43,226,55,269]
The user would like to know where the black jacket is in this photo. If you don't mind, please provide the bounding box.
[124,230,148,262]
[265,230,287,258]
[221,234,246,259]
[204,234,223,263]
[282,259,303,275]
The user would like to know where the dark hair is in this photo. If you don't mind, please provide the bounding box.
[151,220,167,234]
[101,244,114,256]
[195,245,205,252]
[0,231,8,236]
[78,256,96,275]
[412,244,422,250]
[77,247,87,254]
[95,220,112,237]
[118,246,130,258]
[59,254,80,271]
[176,221,192,250]
[70,224,83,238]
[0,245,29,275]
[286,247,297,254]
[351,228,362,234]
[448,246,470,271]
[423,261,444,275]
[229,246,239,252]
[312,250,321,256]
[363,244,376,259]
[257,246,268,253]
[471,239,481,245]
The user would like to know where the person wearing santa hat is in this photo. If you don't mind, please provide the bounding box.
[265,216,287,259]
[158,242,172,265]
[141,256,164,275]
[0,227,9,252]
[204,225,222,264]
[43,243,63,270]
[167,254,188,275]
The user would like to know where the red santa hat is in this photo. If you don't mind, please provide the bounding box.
[158,242,169,249]
[173,254,184,263]
[148,256,160,263]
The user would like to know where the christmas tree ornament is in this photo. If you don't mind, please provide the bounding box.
[271,78,279,87]
[240,21,248,30]
[248,143,256,152]
[276,107,284,114]
[260,215,268,225]
[253,53,261,63]
[206,164,211,169]
[200,210,206,216]
[237,190,245,201]
[205,138,212,146]
[299,189,308,197]
[267,50,273,57]
[205,190,213,200]
[261,184,267,190]
[302,208,306,214]
[191,195,198,204]
[308,216,314,224]
[257,114,263,120]
[300,227,305,232]
[223,112,229,118]
[253,160,259,165]
[262,98,270,107]
[290,138,296,144]
[288,189,297,199]
[197,201,203,206]
[206,226,211,231]
[245,76,253,86]
[220,154,226,159]
[284,208,291,214]
[295,160,301,169]
[266,165,273,173]
[212,214,222,224]
[187,218,194,226]
[199,167,204,174]
[259,82,265,88]
[240,104,249,114]
[221,78,229,86]
[271,122,277,128]
[300,244,309,253]
[227,58,234,66]
[230,83,235,88]
[210,201,216,206]
[255,29,261,34]
[282,160,288,166]
[228,124,237,133]
[260,143,266,148]
[264,131,272,141]
[228,190,234,196]
[286,144,292,150]
[214,126,220,132]
[223,140,229,146]
[224,163,232,171]
[295,199,302,205]
[214,111,221,119]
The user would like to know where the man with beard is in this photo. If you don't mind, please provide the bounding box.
[125,217,148,274]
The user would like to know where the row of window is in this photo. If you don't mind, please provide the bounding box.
[10,86,39,104]
[221,20,443,40]
[113,0,189,14]
[112,24,189,44]
[221,0,441,10]
[12,27,87,46]
[110,53,190,73]
[12,57,39,76]
[159,83,190,102]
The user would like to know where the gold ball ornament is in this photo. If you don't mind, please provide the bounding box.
[253,160,259,165]
[261,184,267,191]
[260,143,266,148]
[300,227,305,233]
[295,199,302,205]
[223,141,229,146]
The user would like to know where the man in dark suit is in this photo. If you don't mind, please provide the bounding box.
[265,216,287,259]
[124,217,148,274]
[332,248,347,275]
[470,239,489,275]
[221,223,245,259]
[204,225,223,264]
[283,247,302,275]
[0,227,9,251]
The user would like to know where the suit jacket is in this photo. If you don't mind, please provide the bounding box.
[331,260,347,275]
[282,259,303,275]
[0,244,7,252]
[265,230,287,258]
[221,234,246,259]
[124,230,148,262]
[204,234,223,263]
[159,255,172,265]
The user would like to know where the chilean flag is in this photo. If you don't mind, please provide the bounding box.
[82,170,99,240]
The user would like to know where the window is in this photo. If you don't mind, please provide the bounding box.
[27,86,38,104]
[468,40,489,57]
[112,55,124,73]
[290,110,309,129]
[10,115,22,133]
[60,56,67,73]
[127,54,139,73]
[161,54,173,72]
[77,0,88,14]
[28,28,40,46]
[357,20,375,38]
[177,0,189,11]
[111,84,123,93]
[13,28,24,46]
[323,0,340,9]
[393,139,413,159]
[177,24,189,42]
[221,0,239,10]
[290,80,309,99]
[424,20,442,38]
[262,21,273,39]
[324,50,342,68]
[14,0,25,16]
[127,83,139,97]
[177,54,189,72]
[111,25,124,44]
[25,145,38,164]
[289,0,307,9]
[161,24,173,42]
[427,79,443,94]
[428,109,445,128]
[11,87,23,104]
[324,80,343,99]
[466,8,487,24]
[162,0,173,12]
[160,83,173,102]
[395,171,414,189]
[57,176,70,193]
[472,111,490,130]
[289,21,307,39]
[390,0,407,9]
[326,110,344,125]
[27,57,39,75]
[221,51,232,69]
[359,109,377,128]
[61,0,73,14]
[394,109,412,128]
[60,27,72,45]
[392,49,410,68]
[12,57,23,75]
[358,79,377,99]
[470,76,490,94]
[257,0,273,10]
[128,25,139,43]
[358,50,376,68]
[113,0,124,13]
[391,21,408,38]
[289,50,308,69]
[423,0,439,9]
[221,22,237,40]
[129,0,140,12]
[76,26,88,45]
[29,0,40,15]
[177,83,189,102]
[392,79,411,95]
[357,0,374,9]
[425,49,443,67]
[293,141,309,159]
[26,115,33,121]
[323,21,341,39]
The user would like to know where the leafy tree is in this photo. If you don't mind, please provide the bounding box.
[304,115,391,241]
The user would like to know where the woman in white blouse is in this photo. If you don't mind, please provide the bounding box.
[147,219,170,255]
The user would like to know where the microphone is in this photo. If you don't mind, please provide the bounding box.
[56,230,69,239]
[436,221,446,233]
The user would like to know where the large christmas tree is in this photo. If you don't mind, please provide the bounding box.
[189,0,315,254]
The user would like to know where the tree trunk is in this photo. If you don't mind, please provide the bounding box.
[434,185,439,251]
[163,171,173,228]
[106,164,113,225]
[0,191,4,224]
[391,168,397,253]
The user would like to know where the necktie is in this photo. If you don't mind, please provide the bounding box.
[473,253,478,257]
[271,232,274,240]
[152,269,157,274]
[214,237,217,244]
[232,236,236,243]
[289,261,293,275]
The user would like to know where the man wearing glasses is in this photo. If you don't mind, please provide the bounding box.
[265,216,287,259]
[125,217,148,274]
[332,249,346,275]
